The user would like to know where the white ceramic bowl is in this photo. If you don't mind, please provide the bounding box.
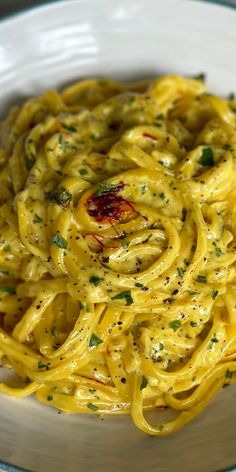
[0,1,236,471]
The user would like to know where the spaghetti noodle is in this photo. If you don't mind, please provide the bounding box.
[0,74,236,435]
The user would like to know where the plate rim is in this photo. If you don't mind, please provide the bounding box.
[0,0,235,25]
[0,0,235,471]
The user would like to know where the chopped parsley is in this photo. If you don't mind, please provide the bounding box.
[26,157,36,170]
[79,168,88,176]
[177,267,185,278]
[38,361,49,370]
[87,402,98,411]
[190,321,198,327]
[159,342,164,351]
[141,183,147,195]
[89,275,104,286]
[211,290,218,300]
[169,319,181,332]
[47,395,53,401]
[121,241,130,249]
[94,182,120,196]
[215,247,223,257]
[159,192,169,203]
[140,376,148,390]
[126,96,136,106]
[155,113,164,121]
[225,369,233,379]
[3,245,11,252]
[135,282,143,288]
[47,187,72,208]
[33,214,43,224]
[90,134,99,141]
[61,123,77,132]
[209,336,219,349]
[194,73,206,82]
[58,134,67,152]
[89,333,103,348]
[199,147,214,167]
[197,275,206,283]
[51,234,68,249]
[111,290,134,306]
[0,286,16,295]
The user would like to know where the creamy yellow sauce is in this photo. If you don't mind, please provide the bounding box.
[0,74,236,435]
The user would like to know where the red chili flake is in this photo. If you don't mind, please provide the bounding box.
[87,233,118,250]
[226,350,236,357]
[142,133,158,141]
[87,181,135,223]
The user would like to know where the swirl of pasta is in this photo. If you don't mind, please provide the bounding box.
[0,74,236,435]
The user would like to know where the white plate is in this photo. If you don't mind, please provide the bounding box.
[0,1,236,471]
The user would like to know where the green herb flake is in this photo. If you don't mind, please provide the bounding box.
[94,182,120,196]
[141,183,147,195]
[159,424,165,432]
[51,234,68,249]
[155,114,164,120]
[121,241,130,249]
[190,321,198,327]
[225,369,233,379]
[215,247,223,257]
[169,319,181,332]
[177,267,185,278]
[126,96,135,106]
[199,147,214,167]
[89,333,103,348]
[211,290,219,300]
[38,361,49,370]
[159,342,164,351]
[47,395,53,401]
[90,134,99,141]
[140,376,148,390]
[62,123,77,132]
[0,286,16,295]
[135,282,143,288]
[33,214,43,224]
[51,326,56,336]
[49,187,72,208]
[89,275,104,286]
[159,192,169,203]
[79,168,88,176]
[194,73,206,82]
[3,245,11,252]
[197,275,207,283]
[87,402,98,411]
[210,336,219,344]
[112,290,134,306]
[26,157,36,170]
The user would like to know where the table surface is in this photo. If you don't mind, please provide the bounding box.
[0,0,235,19]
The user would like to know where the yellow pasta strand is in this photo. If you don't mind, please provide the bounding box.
[0,74,236,435]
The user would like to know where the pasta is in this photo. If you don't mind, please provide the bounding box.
[0,74,236,435]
